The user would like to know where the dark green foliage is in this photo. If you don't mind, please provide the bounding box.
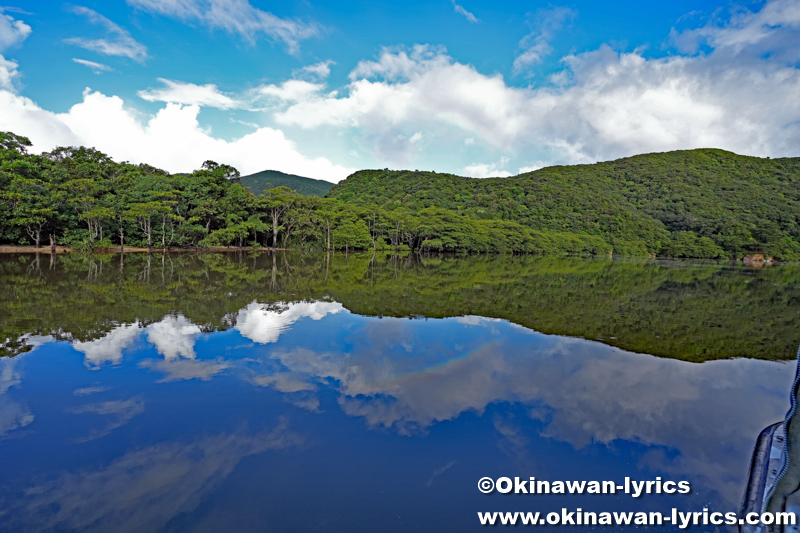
[240,169,333,197]
[328,149,800,259]
[2,252,798,363]
[2,130,799,258]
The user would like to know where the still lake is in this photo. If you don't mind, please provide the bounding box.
[0,252,797,532]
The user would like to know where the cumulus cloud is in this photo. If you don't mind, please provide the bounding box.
[3,0,799,178]
[0,54,18,91]
[257,79,327,104]
[513,6,576,75]
[0,88,355,180]
[139,78,241,109]
[65,7,147,63]
[72,323,142,366]
[293,60,335,81]
[145,315,202,360]
[235,300,344,344]
[670,0,800,62]
[0,8,31,51]
[266,4,800,168]
[451,0,478,23]
[72,58,113,74]
[462,157,512,178]
[127,0,318,53]
[0,422,303,532]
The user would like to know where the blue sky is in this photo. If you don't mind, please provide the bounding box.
[0,0,798,181]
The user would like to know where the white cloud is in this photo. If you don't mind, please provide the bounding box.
[127,0,318,53]
[65,7,147,63]
[0,54,19,91]
[139,78,241,109]
[451,0,478,23]
[72,58,113,74]
[462,156,512,178]
[2,0,799,178]
[517,162,546,174]
[266,2,800,168]
[0,88,355,181]
[257,79,326,103]
[72,323,142,366]
[671,0,800,61]
[294,60,334,81]
[236,300,344,344]
[145,315,202,360]
[513,6,576,75]
[0,9,31,51]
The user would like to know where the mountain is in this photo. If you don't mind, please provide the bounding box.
[240,170,334,197]
[326,149,800,259]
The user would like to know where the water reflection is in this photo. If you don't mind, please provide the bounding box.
[1,421,303,533]
[0,358,34,437]
[73,323,141,366]
[7,301,788,516]
[236,300,344,344]
[0,253,797,531]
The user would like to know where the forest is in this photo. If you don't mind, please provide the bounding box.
[2,130,800,259]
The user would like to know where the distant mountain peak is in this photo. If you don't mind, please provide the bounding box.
[239,170,334,197]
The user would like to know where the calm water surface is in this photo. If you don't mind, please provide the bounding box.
[0,252,797,532]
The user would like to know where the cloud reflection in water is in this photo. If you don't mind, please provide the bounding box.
[0,419,303,533]
[56,300,794,511]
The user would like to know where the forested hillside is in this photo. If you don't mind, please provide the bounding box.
[328,150,800,259]
[2,128,799,259]
[240,169,333,197]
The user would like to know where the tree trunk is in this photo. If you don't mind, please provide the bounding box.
[272,213,278,250]
[119,216,125,253]
[49,233,55,254]
[34,227,41,249]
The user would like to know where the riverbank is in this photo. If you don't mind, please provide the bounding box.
[0,245,292,254]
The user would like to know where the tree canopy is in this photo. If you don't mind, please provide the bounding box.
[2,131,798,259]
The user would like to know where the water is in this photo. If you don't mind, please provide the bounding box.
[0,252,797,531]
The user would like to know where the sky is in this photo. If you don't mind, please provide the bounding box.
[0,0,798,182]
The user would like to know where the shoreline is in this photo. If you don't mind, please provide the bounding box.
[0,245,292,254]
[0,245,778,265]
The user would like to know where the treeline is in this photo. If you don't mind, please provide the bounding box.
[5,129,800,258]
[0,131,607,255]
[329,149,800,259]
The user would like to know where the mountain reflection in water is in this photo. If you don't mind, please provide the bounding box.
[0,252,796,531]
